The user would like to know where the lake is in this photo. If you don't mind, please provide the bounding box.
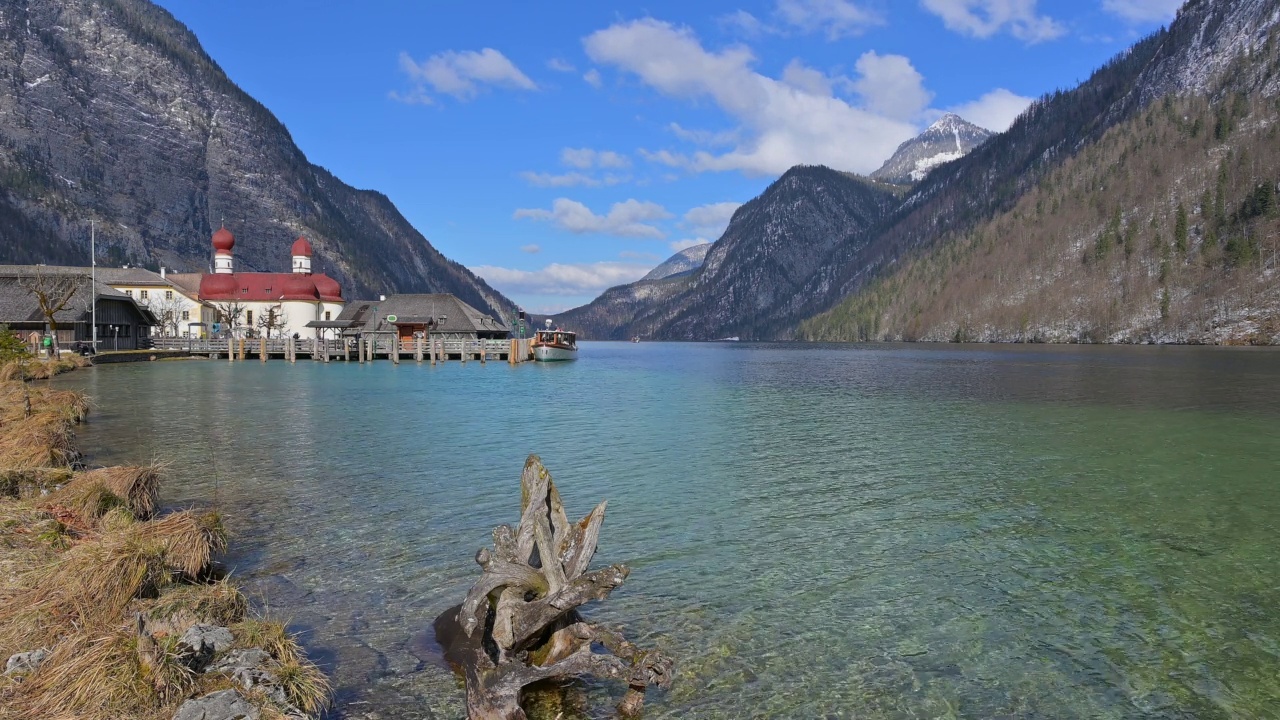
[60,342,1280,719]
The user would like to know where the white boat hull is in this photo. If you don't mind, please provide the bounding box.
[534,345,577,362]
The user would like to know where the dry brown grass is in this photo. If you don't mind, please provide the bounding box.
[134,510,226,578]
[0,510,228,655]
[0,412,78,470]
[231,618,333,714]
[48,466,161,521]
[6,625,196,720]
[0,357,88,384]
[145,577,249,633]
[0,373,329,719]
[0,468,73,499]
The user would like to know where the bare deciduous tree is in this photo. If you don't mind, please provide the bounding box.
[18,268,86,355]
[212,300,247,338]
[143,290,189,337]
[255,303,289,338]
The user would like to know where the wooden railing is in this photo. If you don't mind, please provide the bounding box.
[148,336,534,362]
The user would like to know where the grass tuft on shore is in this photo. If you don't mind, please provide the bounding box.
[232,619,333,714]
[0,375,331,719]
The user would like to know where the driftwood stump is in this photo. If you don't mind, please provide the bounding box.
[435,455,673,720]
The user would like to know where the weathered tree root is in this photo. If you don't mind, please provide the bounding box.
[435,455,673,720]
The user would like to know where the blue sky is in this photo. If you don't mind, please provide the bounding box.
[155,0,1180,313]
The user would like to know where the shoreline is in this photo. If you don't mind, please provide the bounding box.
[0,359,330,720]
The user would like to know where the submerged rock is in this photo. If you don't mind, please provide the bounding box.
[172,689,259,720]
[4,647,50,675]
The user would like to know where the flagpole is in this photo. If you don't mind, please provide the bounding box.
[90,221,97,351]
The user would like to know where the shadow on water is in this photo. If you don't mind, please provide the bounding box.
[59,343,1280,719]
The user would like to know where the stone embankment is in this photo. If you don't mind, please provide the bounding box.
[0,360,329,720]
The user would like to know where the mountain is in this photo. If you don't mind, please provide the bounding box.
[553,166,903,340]
[641,243,711,282]
[0,0,514,318]
[870,114,993,185]
[801,0,1280,344]
[552,272,694,340]
[567,0,1280,343]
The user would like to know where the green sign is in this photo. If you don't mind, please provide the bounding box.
[386,314,397,323]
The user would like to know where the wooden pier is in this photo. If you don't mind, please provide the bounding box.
[151,337,535,364]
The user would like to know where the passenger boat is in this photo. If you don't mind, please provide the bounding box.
[532,320,578,362]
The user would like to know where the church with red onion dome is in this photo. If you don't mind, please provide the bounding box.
[196,227,346,338]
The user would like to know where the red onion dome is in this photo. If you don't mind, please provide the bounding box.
[200,273,237,298]
[313,274,343,301]
[290,236,313,257]
[212,227,235,253]
[281,274,320,301]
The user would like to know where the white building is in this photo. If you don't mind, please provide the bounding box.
[193,227,345,338]
[97,266,217,338]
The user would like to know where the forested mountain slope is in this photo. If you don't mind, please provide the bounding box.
[553,166,902,340]
[783,0,1280,341]
[800,89,1280,344]
[0,0,514,316]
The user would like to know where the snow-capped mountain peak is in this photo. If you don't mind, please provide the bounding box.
[870,114,993,185]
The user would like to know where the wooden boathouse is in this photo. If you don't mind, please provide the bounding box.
[0,266,158,351]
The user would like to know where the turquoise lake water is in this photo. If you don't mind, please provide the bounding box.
[61,342,1280,719]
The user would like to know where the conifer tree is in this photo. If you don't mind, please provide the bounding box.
[1174,203,1189,254]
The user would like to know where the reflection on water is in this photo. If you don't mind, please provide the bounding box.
[61,343,1280,719]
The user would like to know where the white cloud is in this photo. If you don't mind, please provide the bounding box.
[583,19,917,176]
[520,149,632,188]
[946,88,1034,132]
[781,59,833,96]
[638,148,691,168]
[775,0,884,39]
[471,262,653,297]
[920,0,1065,43]
[852,52,934,121]
[561,148,632,169]
[669,123,739,146]
[583,69,603,88]
[669,238,712,252]
[720,10,770,36]
[683,202,742,239]
[514,198,673,238]
[1101,0,1181,23]
[519,171,602,188]
[395,49,536,103]
[547,58,576,72]
[521,244,541,254]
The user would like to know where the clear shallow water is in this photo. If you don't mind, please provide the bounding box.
[59,343,1280,719]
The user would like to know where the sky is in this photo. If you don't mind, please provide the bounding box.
[154,0,1182,313]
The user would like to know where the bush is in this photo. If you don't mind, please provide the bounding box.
[0,325,30,364]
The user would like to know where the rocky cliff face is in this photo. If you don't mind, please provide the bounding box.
[870,114,992,185]
[0,0,514,317]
